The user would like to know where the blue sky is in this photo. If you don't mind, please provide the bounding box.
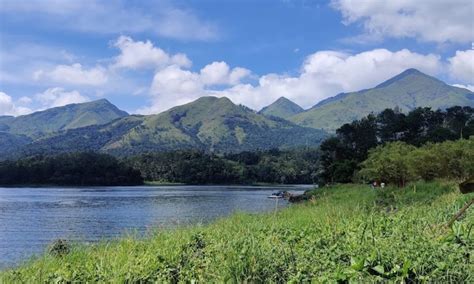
[0,0,473,115]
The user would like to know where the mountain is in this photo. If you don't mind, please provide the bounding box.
[290,69,474,131]
[259,97,304,119]
[10,97,326,158]
[1,99,128,138]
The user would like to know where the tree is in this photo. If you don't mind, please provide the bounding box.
[358,142,416,187]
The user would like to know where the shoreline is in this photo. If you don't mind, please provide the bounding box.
[0,182,317,188]
[2,181,470,282]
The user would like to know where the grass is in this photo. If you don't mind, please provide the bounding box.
[1,181,473,282]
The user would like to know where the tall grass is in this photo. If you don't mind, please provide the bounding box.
[1,181,473,282]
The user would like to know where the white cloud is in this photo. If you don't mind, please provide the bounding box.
[17,96,33,105]
[35,87,90,108]
[141,65,204,113]
[0,92,32,116]
[0,0,218,41]
[139,48,443,114]
[34,63,108,86]
[112,36,191,70]
[452,84,474,92]
[448,50,474,85]
[331,0,474,43]
[200,61,250,85]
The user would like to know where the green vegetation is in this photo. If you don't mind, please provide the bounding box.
[0,99,128,138]
[291,69,474,130]
[259,96,304,119]
[128,148,320,184]
[0,152,143,186]
[0,99,128,158]
[359,139,473,186]
[2,181,472,282]
[4,96,326,159]
[319,106,473,184]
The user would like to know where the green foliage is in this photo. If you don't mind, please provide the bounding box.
[0,152,143,186]
[291,68,474,130]
[319,106,473,184]
[359,139,474,186]
[2,182,472,282]
[127,148,320,184]
[358,142,417,187]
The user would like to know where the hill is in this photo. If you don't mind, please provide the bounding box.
[0,99,128,138]
[11,97,326,157]
[259,97,304,119]
[291,69,474,131]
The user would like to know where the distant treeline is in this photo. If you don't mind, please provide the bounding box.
[1,106,472,187]
[126,148,319,184]
[319,106,474,184]
[0,152,143,186]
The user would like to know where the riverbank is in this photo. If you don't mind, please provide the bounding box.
[1,181,472,282]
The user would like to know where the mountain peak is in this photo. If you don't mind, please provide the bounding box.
[291,68,474,131]
[375,68,439,89]
[3,99,129,138]
[259,97,304,119]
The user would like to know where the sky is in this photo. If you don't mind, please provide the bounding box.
[0,0,473,116]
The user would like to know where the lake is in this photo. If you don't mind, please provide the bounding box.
[0,185,310,269]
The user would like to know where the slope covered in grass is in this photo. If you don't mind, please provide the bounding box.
[291,69,474,131]
[1,182,472,282]
[14,97,326,157]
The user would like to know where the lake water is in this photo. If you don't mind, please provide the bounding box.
[0,185,310,269]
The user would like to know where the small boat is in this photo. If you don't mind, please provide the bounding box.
[267,191,286,199]
[267,195,284,199]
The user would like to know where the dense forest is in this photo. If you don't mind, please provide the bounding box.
[0,106,471,186]
[0,152,143,186]
[127,148,320,184]
[318,106,474,184]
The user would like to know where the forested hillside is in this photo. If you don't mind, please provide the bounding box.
[4,97,326,158]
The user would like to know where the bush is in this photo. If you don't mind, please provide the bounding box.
[358,138,474,186]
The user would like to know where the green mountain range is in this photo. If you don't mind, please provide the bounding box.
[2,68,473,158]
[7,97,326,158]
[0,99,128,138]
[289,69,474,130]
[259,97,304,119]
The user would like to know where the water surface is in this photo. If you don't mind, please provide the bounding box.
[0,185,310,268]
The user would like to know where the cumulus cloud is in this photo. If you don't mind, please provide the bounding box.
[200,61,251,85]
[35,87,89,108]
[34,63,108,86]
[140,60,251,114]
[448,50,474,85]
[331,0,474,43]
[112,36,191,70]
[0,0,218,41]
[0,92,32,116]
[139,48,443,113]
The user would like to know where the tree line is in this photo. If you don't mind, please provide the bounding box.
[1,106,471,186]
[318,106,473,184]
[0,152,143,186]
[126,148,320,184]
